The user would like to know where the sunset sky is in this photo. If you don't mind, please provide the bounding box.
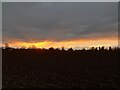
[2,2,118,49]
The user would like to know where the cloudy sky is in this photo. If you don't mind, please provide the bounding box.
[2,2,118,49]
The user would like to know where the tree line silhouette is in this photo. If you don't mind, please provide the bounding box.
[2,43,120,51]
[2,43,120,89]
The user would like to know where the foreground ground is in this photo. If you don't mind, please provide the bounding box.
[2,48,120,89]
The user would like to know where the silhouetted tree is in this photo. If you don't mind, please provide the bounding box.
[82,48,86,51]
[55,48,60,51]
[61,46,65,51]
[49,47,54,51]
[99,47,101,50]
[94,47,98,51]
[101,46,105,50]
[90,47,94,50]
[109,47,112,51]
[4,43,10,49]
[99,46,105,51]
[68,48,73,51]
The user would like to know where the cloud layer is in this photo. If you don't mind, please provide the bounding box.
[2,2,118,43]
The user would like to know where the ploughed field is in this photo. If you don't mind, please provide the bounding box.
[2,49,120,89]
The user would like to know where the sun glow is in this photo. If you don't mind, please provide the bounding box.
[2,37,118,49]
[6,41,53,49]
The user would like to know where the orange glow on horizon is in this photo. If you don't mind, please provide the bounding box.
[2,37,118,49]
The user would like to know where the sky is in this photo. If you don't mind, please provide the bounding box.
[2,2,118,49]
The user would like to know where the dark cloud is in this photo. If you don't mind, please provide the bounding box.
[2,2,118,42]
